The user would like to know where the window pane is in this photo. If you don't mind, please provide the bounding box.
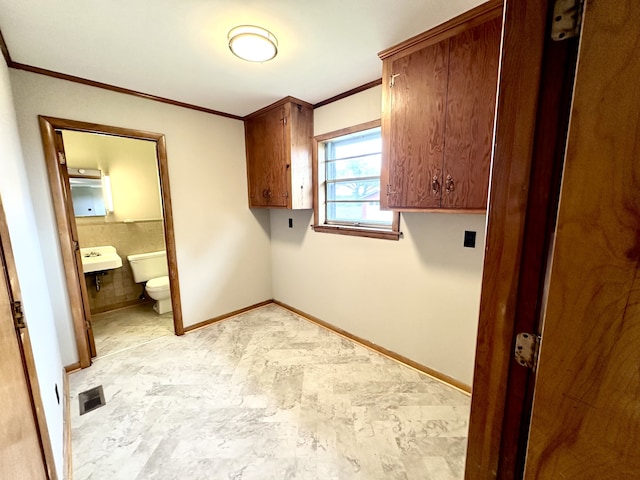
[330,135,381,160]
[322,125,391,228]
[328,202,394,225]
[327,179,380,201]
[327,153,381,180]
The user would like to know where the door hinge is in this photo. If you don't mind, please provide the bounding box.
[57,151,66,165]
[12,301,26,329]
[515,332,540,370]
[551,0,583,41]
[389,73,401,88]
[73,240,80,252]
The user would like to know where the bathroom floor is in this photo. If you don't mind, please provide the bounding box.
[70,304,470,480]
[91,302,174,358]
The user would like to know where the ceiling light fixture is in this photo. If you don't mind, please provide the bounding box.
[228,25,278,63]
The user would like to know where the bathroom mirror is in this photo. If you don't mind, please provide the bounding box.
[69,168,108,217]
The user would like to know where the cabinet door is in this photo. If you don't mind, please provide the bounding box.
[387,40,449,209]
[246,107,288,208]
[442,18,501,209]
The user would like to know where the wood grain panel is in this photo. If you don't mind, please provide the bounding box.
[39,117,92,368]
[54,131,97,357]
[155,134,184,335]
[442,17,501,209]
[465,0,551,478]
[288,102,314,209]
[496,20,578,478]
[0,197,50,480]
[387,40,449,209]
[244,106,288,208]
[524,0,640,477]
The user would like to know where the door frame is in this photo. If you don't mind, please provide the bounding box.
[39,116,184,369]
[466,0,580,478]
[0,195,57,479]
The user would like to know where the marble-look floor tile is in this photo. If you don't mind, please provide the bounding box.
[70,304,470,479]
[91,302,174,357]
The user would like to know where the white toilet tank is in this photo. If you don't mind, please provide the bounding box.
[127,251,168,283]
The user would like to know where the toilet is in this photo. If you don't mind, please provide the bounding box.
[127,250,172,314]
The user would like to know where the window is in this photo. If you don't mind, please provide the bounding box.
[313,120,400,240]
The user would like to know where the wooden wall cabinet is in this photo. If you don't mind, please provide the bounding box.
[244,97,313,209]
[379,1,502,212]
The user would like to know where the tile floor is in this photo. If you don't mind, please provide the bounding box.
[91,303,174,358]
[70,304,470,479]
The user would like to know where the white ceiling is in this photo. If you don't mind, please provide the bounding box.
[0,0,485,117]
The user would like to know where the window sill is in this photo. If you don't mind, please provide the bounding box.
[312,224,401,241]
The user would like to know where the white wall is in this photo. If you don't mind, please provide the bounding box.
[0,60,65,479]
[270,85,486,386]
[10,69,273,365]
[64,131,163,222]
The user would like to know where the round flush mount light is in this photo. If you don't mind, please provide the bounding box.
[228,25,278,62]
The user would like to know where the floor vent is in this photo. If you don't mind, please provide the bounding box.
[79,385,106,415]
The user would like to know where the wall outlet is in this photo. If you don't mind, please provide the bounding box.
[464,230,477,248]
[288,218,293,228]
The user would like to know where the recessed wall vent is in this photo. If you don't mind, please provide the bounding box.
[79,385,106,415]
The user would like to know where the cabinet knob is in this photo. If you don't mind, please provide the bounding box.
[263,188,272,198]
[445,175,455,194]
[432,176,440,195]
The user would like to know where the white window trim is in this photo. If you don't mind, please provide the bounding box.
[312,119,401,240]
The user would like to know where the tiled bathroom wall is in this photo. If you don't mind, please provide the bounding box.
[77,220,165,313]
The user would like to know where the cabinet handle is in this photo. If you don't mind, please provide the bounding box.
[432,176,440,194]
[445,175,454,193]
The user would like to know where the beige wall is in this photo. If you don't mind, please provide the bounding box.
[10,69,273,366]
[0,60,64,478]
[270,85,486,385]
[63,131,163,222]
[77,220,165,312]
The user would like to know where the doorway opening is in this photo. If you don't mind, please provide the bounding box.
[39,116,184,369]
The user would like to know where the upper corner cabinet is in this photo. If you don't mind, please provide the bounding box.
[244,97,314,209]
[379,0,502,212]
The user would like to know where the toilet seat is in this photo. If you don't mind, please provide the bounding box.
[146,275,169,294]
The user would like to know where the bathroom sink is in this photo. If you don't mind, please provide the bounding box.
[80,245,123,273]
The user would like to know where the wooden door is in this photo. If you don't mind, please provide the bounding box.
[385,40,449,209]
[522,0,640,476]
[442,17,500,209]
[245,106,288,208]
[0,197,49,480]
[55,132,96,358]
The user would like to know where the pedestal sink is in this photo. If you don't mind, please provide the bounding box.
[80,246,123,273]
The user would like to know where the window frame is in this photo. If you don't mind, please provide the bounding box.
[312,120,401,240]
